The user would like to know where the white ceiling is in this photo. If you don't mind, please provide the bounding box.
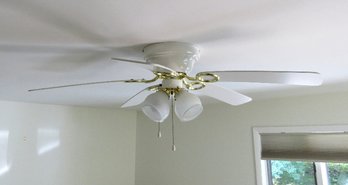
[1,0,348,107]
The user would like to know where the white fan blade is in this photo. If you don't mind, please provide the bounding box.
[195,84,252,106]
[28,79,139,92]
[111,57,178,75]
[204,71,322,86]
[121,86,156,108]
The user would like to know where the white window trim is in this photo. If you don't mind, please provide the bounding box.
[253,125,348,185]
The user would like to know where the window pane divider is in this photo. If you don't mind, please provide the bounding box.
[315,162,329,185]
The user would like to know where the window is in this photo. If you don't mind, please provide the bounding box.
[253,126,348,185]
[267,160,348,185]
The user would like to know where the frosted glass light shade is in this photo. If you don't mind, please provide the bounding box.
[175,91,203,122]
[142,91,170,123]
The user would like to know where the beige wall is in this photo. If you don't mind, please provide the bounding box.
[0,101,137,185]
[2,91,348,185]
[135,92,348,185]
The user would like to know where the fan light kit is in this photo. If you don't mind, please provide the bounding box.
[29,42,323,151]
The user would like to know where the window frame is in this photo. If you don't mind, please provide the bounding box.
[253,125,348,185]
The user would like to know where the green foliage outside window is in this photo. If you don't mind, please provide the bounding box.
[327,162,348,185]
[270,160,316,185]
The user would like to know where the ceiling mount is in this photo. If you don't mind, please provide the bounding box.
[143,42,200,73]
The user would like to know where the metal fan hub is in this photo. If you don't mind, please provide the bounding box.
[143,42,200,73]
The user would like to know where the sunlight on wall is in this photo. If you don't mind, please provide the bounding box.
[37,129,60,155]
[0,131,9,176]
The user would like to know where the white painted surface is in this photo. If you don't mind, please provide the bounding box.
[135,91,348,185]
[0,0,348,107]
[0,100,136,185]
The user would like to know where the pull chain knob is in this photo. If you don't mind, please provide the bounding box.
[172,144,176,152]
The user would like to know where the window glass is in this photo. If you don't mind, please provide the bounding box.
[327,162,348,185]
[270,160,317,185]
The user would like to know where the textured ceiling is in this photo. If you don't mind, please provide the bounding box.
[0,0,348,107]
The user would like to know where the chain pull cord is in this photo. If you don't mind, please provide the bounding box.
[171,92,176,152]
[157,122,162,138]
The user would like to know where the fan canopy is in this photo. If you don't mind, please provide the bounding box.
[143,42,200,73]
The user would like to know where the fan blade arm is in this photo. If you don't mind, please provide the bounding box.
[28,79,148,92]
[193,84,252,106]
[202,70,323,86]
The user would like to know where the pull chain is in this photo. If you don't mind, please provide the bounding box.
[171,93,176,151]
[157,122,162,138]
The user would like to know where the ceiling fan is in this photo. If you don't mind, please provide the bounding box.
[29,41,322,122]
[29,42,322,150]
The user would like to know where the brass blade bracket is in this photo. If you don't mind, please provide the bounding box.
[184,72,220,90]
[124,71,221,93]
[124,75,159,83]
